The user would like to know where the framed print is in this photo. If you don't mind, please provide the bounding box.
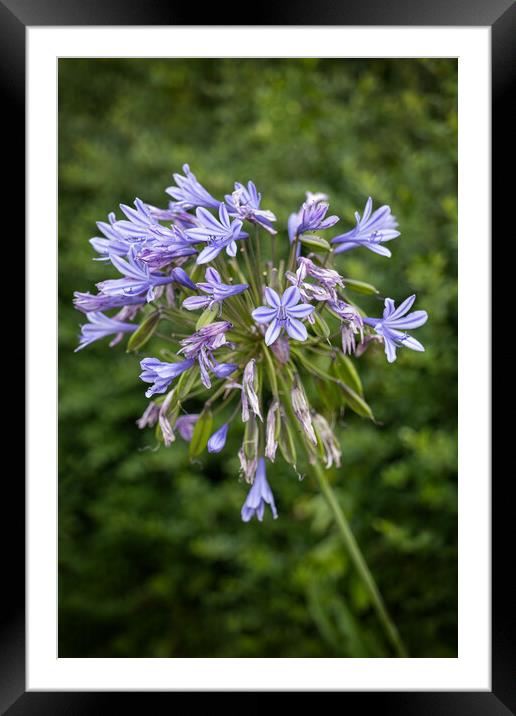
[3,0,510,711]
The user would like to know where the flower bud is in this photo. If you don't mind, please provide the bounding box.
[265,400,280,462]
[312,413,342,468]
[242,358,262,422]
[291,374,317,446]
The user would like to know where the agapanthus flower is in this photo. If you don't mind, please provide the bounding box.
[286,257,344,303]
[75,311,137,352]
[73,291,145,314]
[225,181,277,234]
[252,286,314,345]
[182,267,248,312]
[97,248,195,302]
[166,164,220,210]
[290,199,339,240]
[207,423,229,453]
[327,299,364,355]
[139,357,196,398]
[114,198,158,239]
[241,458,278,523]
[89,212,134,259]
[363,295,428,362]
[75,164,429,533]
[185,204,249,264]
[178,321,238,388]
[137,224,197,269]
[331,197,400,257]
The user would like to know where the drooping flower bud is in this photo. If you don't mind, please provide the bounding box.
[270,334,290,364]
[207,423,229,453]
[158,390,178,447]
[265,400,280,462]
[291,374,317,446]
[136,401,159,429]
[242,358,262,422]
[239,414,259,482]
[313,413,342,468]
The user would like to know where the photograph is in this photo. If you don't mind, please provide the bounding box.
[58,57,458,660]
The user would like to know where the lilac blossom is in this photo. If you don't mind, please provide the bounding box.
[252,286,314,345]
[207,423,229,453]
[185,204,249,264]
[363,295,428,363]
[225,181,277,234]
[241,458,278,523]
[97,248,195,302]
[75,311,137,352]
[182,267,248,312]
[139,357,196,398]
[331,197,400,257]
[166,164,220,210]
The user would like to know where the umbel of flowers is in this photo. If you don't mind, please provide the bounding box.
[74,165,427,525]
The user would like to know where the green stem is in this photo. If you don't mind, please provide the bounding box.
[310,460,408,658]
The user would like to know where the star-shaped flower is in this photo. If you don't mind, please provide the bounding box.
[252,286,314,345]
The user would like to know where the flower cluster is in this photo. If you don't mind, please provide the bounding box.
[74,166,427,522]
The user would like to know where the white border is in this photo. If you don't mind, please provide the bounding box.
[27,27,490,691]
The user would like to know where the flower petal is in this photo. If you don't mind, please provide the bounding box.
[286,317,308,342]
[196,244,223,264]
[265,318,282,345]
[264,287,281,308]
[287,303,314,319]
[282,285,300,308]
[252,306,278,323]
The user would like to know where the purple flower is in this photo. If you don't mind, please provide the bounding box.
[179,321,238,389]
[252,286,314,346]
[75,311,137,352]
[185,204,249,264]
[166,164,220,210]
[363,295,428,363]
[327,299,364,355]
[139,357,196,398]
[89,212,134,259]
[225,181,277,234]
[97,248,195,302]
[114,198,158,239]
[137,224,197,269]
[331,197,400,257]
[146,203,198,227]
[176,414,199,441]
[241,458,278,523]
[182,267,248,312]
[73,291,145,314]
[207,423,229,453]
[286,257,344,303]
[290,200,339,239]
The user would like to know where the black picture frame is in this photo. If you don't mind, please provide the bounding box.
[5,1,509,712]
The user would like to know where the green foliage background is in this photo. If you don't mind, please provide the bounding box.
[58,59,457,658]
